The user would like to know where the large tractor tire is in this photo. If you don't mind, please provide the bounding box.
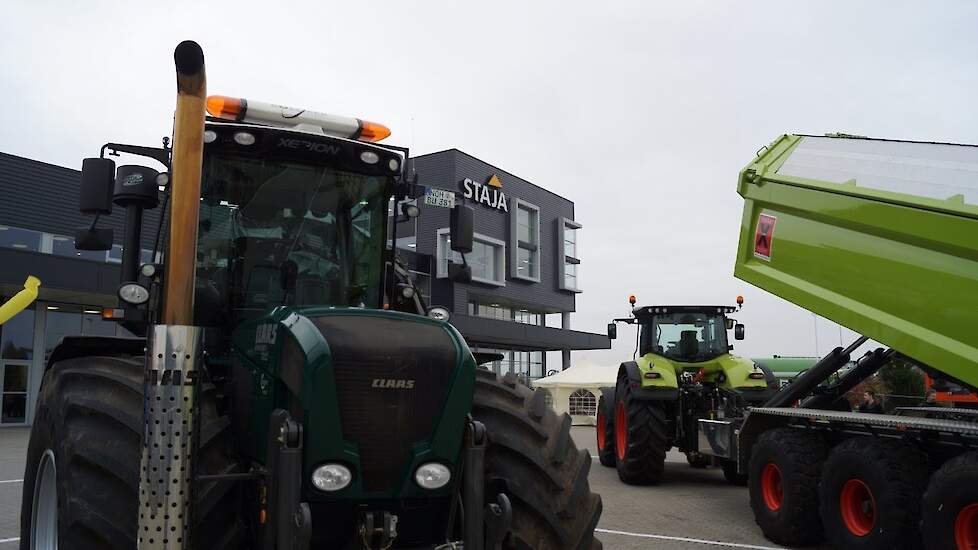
[595,395,615,467]
[472,370,602,550]
[613,377,669,485]
[748,427,827,546]
[920,451,978,550]
[819,437,928,550]
[20,355,244,550]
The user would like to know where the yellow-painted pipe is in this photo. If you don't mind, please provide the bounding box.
[163,41,207,325]
[0,276,41,325]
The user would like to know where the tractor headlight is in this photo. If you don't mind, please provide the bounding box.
[118,283,150,305]
[427,307,450,321]
[414,462,451,490]
[311,463,352,492]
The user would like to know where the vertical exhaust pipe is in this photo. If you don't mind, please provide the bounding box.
[164,40,207,324]
[137,41,207,550]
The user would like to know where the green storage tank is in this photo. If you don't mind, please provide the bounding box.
[734,134,978,390]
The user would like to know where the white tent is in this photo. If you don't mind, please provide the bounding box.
[532,361,617,426]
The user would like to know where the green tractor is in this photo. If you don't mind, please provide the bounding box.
[19,41,601,550]
[595,296,776,484]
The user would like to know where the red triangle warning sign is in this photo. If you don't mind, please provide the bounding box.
[753,213,777,261]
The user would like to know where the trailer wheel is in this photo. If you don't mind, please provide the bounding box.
[596,395,615,467]
[722,459,747,485]
[20,355,245,550]
[748,428,826,546]
[920,451,978,550]
[472,370,603,549]
[819,437,928,549]
[612,377,668,484]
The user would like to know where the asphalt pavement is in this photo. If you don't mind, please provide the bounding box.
[0,426,818,549]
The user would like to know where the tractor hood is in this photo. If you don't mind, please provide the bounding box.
[230,306,476,501]
[649,352,768,391]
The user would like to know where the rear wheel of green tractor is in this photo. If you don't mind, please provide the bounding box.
[613,377,668,485]
[473,370,603,550]
[595,395,615,467]
[20,355,244,550]
[748,428,827,546]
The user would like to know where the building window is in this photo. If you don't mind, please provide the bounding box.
[558,218,582,292]
[0,225,42,252]
[509,199,540,282]
[511,350,545,383]
[436,229,505,286]
[469,302,513,321]
[568,389,597,417]
[514,309,541,326]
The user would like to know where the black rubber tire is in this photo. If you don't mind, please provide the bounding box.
[20,355,245,550]
[748,427,827,546]
[819,437,929,550]
[472,370,603,550]
[722,459,747,485]
[686,453,710,469]
[920,451,978,550]
[596,395,615,467]
[613,376,669,485]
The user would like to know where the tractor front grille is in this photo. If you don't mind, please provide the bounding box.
[312,314,457,492]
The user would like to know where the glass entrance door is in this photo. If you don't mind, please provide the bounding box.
[0,303,35,424]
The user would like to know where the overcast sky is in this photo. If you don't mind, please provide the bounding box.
[2,1,976,366]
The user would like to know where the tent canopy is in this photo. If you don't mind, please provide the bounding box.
[532,361,617,389]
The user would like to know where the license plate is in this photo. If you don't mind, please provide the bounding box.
[424,187,455,208]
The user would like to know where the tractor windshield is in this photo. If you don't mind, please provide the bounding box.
[650,312,729,361]
[195,152,388,320]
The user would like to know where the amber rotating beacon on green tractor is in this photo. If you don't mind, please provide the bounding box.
[18,40,602,550]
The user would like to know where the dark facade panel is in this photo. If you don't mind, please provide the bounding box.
[411,149,577,316]
[0,248,120,298]
[0,152,164,250]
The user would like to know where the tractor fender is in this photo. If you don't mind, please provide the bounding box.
[598,386,616,418]
[617,361,642,387]
[617,361,678,402]
[46,335,147,372]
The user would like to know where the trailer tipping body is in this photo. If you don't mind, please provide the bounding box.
[734,134,978,388]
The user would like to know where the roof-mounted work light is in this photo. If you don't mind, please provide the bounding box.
[206,95,391,142]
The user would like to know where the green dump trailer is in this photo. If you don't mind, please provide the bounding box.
[732,134,978,550]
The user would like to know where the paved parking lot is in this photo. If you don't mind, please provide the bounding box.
[0,426,809,549]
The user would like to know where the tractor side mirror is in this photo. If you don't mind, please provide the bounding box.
[79,158,116,215]
[448,262,472,283]
[74,228,114,251]
[449,205,474,253]
[607,323,617,340]
[735,323,745,340]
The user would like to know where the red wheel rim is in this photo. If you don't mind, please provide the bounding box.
[596,410,607,452]
[615,401,627,461]
[955,503,978,549]
[840,478,876,537]
[760,463,783,511]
